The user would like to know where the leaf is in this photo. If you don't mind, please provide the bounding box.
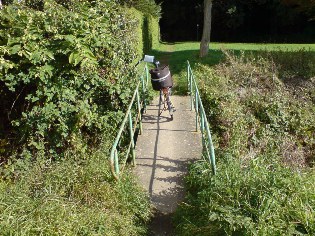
[69,51,83,66]
[9,44,21,54]
[64,35,76,44]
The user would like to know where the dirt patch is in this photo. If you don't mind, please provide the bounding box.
[283,76,315,102]
[148,210,174,236]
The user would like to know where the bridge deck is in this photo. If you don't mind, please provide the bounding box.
[134,95,202,235]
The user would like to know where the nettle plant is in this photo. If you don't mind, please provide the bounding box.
[0,0,139,155]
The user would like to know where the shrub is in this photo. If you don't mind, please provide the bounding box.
[0,0,151,156]
[120,0,162,18]
[198,51,315,166]
[127,7,160,56]
[0,1,158,234]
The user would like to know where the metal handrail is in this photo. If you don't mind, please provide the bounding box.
[109,65,149,180]
[187,61,216,174]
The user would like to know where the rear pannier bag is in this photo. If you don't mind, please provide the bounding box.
[149,65,173,91]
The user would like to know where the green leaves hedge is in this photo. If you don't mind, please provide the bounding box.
[0,1,159,234]
[0,0,157,156]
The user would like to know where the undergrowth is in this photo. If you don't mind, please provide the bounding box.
[174,50,315,235]
[201,50,315,167]
[0,145,151,235]
[175,158,315,235]
[0,0,159,234]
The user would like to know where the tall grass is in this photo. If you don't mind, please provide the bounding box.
[0,146,151,235]
[175,158,315,235]
[174,49,315,235]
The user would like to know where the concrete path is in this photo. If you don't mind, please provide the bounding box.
[134,95,202,236]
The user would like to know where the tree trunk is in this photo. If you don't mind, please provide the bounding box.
[199,0,213,57]
[0,0,2,9]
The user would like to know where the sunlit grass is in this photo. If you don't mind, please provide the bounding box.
[154,42,315,69]
[151,41,315,95]
[171,41,315,51]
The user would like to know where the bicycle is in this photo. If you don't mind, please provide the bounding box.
[159,86,175,120]
[137,55,175,120]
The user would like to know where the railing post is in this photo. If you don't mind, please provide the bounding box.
[200,106,205,133]
[145,64,149,87]
[136,89,142,135]
[114,149,119,176]
[140,75,146,112]
[190,73,193,111]
[129,112,136,166]
[209,136,216,175]
[205,117,216,175]
[187,61,190,92]
[195,89,199,132]
[201,111,205,148]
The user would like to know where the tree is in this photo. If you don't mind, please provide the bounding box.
[200,0,213,57]
[281,0,315,19]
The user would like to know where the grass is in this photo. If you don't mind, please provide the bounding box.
[152,41,315,95]
[154,41,315,72]
[0,144,151,235]
[175,158,315,236]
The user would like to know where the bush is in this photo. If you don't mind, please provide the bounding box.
[0,1,159,234]
[127,7,160,56]
[198,51,315,167]
[120,0,161,18]
[0,0,158,156]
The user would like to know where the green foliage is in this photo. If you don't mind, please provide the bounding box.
[120,0,162,18]
[258,48,315,78]
[127,7,160,59]
[198,50,315,165]
[173,49,315,235]
[0,147,151,235]
[175,158,315,235]
[0,1,159,234]
[142,14,160,54]
[0,0,152,155]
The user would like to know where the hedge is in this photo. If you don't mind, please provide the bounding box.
[0,0,160,157]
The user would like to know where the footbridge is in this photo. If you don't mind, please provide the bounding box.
[109,62,216,235]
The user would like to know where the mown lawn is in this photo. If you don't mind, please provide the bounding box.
[152,42,315,94]
[154,41,315,70]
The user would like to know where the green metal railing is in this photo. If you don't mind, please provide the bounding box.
[110,65,149,180]
[187,61,216,174]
